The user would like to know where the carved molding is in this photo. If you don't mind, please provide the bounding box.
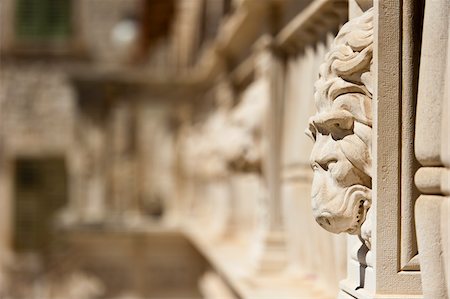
[307,8,373,247]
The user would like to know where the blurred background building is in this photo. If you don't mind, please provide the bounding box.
[0,0,449,299]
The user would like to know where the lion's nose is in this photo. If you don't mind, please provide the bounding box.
[310,134,339,171]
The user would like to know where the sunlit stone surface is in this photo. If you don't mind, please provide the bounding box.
[0,0,448,298]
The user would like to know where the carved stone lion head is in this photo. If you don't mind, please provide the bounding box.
[225,81,268,173]
[307,9,373,239]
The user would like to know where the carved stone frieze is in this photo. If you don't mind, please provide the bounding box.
[306,9,373,247]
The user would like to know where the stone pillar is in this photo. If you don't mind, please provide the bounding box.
[138,103,178,224]
[109,100,139,224]
[250,37,287,273]
[227,173,260,241]
[441,30,450,295]
[414,1,450,298]
[281,37,346,288]
[62,105,108,226]
[0,153,13,284]
[83,121,107,224]
[181,84,234,240]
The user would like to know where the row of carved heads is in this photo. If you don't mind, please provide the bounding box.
[182,9,374,246]
[181,81,267,179]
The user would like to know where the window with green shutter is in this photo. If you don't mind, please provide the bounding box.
[15,0,72,41]
[13,158,68,255]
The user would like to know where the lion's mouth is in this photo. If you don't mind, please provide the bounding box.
[312,183,371,234]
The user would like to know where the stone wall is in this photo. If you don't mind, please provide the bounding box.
[0,63,75,155]
[1,0,449,298]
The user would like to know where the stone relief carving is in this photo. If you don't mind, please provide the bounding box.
[306,8,373,247]
[225,81,269,173]
[180,80,268,177]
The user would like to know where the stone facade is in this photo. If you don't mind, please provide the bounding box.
[0,0,449,298]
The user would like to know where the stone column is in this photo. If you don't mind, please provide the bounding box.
[281,38,346,288]
[441,30,450,295]
[0,152,13,282]
[414,1,450,297]
[83,120,107,224]
[109,100,139,224]
[251,37,287,273]
[227,173,260,241]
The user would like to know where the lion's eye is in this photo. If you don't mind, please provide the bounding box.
[327,161,337,171]
[311,163,320,171]
[313,159,338,171]
[312,111,354,140]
